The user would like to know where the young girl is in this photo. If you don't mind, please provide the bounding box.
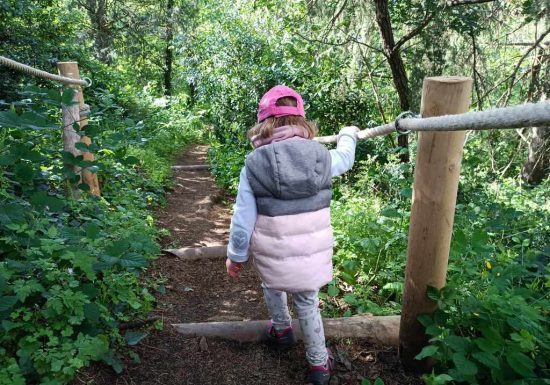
[225,85,358,385]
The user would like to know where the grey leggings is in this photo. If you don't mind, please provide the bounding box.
[262,283,328,366]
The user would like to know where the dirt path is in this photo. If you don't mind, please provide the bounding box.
[81,145,421,385]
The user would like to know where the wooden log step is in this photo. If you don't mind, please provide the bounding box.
[171,164,210,171]
[172,315,400,346]
[164,245,227,260]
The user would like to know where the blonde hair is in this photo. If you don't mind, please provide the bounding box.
[248,96,317,140]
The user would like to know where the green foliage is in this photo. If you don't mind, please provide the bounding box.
[0,85,200,384]
[362,377,385,385]
[2,0,548,383]
[417,263,549,384]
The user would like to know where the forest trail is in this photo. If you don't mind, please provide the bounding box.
[83,145,420,385]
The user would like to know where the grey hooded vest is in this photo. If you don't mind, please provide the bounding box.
[245,138,332,216]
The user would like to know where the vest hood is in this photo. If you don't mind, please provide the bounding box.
[246,138,331,201]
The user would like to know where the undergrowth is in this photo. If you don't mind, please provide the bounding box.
[0,87,202,384]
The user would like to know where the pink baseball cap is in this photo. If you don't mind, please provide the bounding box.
[257,85,305,122]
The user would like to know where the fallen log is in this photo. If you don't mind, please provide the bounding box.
[171,164,210,171]
[172,315,400,346]
[164,245,227,260]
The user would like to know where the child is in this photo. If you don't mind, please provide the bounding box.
[225,85,358,385]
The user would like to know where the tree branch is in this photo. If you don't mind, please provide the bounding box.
[329,0,348,28]
[393,13,436,53]
[343,32,385,53]
[502,26,550,106]
[449,0,495,6]
[293,30,353,47]
[471,33,483,110]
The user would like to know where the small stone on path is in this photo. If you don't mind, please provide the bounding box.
[199,336,208,352]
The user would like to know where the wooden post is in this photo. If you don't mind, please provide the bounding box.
[57,62,101,196]
[399,76,472,371]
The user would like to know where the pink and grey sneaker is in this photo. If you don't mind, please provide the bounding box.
[307,348,334,385]
[265,321,296,348]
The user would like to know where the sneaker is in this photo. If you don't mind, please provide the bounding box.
[265,321,296,348]
[307,348,334,385]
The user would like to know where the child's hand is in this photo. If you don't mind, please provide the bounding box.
[338,126,360,141]
[225,258,244,278]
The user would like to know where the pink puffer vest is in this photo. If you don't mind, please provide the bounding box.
[245,138,333,292]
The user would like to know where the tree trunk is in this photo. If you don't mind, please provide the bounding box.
[522,124,550,184]
[373,0,410,162]
[522,12,550,184]
[85,0,114,64]
[164,0,175,97]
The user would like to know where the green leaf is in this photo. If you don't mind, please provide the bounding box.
[472,351,500,369]
[102,351,125,374]
[343,293,357,305]
[13,279,44,302]
[61,88,77,105]
[475,337,500,353]
[444,335,470,353]
[506,351,535,378]
[46,88,62,104]
[415,345,438,360]
[417,314,434,328]
[75,142,90,151]
[106,240,129,256]
[85,223,101,240]
[119,253,148,269]
[399,188,412,198]
[481,327,504,345]
[380,207,400,218]
[361,379,371,385]
[124,331,148,346]
[374,379,384,385]
[72,253,96,280]
[342,259,358,273]
[63,151,77,164]
[452,353,478,377]
[0,296,18,312]
[14,163,34,182]
[429,374,453,384]
[30,191,66,211]
[426,286,441,301]
[45,195,66,212]
[327,285,339,297]
[84,303,101,323]
[22,150,41,162]
[0,154,17,165]
[84,125,100,137]
[123,156,140,165]
[80,283,100,299]
[0,110,58,130]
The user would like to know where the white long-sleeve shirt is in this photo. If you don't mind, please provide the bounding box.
[227,131,357,263]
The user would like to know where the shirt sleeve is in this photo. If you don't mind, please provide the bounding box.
[227,166,257,263]
[330,129,357,177]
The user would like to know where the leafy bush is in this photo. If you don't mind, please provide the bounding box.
[418,258,550,384]
[0,87,200,384]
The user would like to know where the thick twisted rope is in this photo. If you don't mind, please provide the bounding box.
[316,101,550,144]
[0,56,89,87]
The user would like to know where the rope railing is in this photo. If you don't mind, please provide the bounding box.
[315,101,550,144]
[0,56,90,87]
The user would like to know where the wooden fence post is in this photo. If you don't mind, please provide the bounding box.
[399,76,472,371]
[57,62,101,196]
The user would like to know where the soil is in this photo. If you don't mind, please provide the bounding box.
[76,145,422,385]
